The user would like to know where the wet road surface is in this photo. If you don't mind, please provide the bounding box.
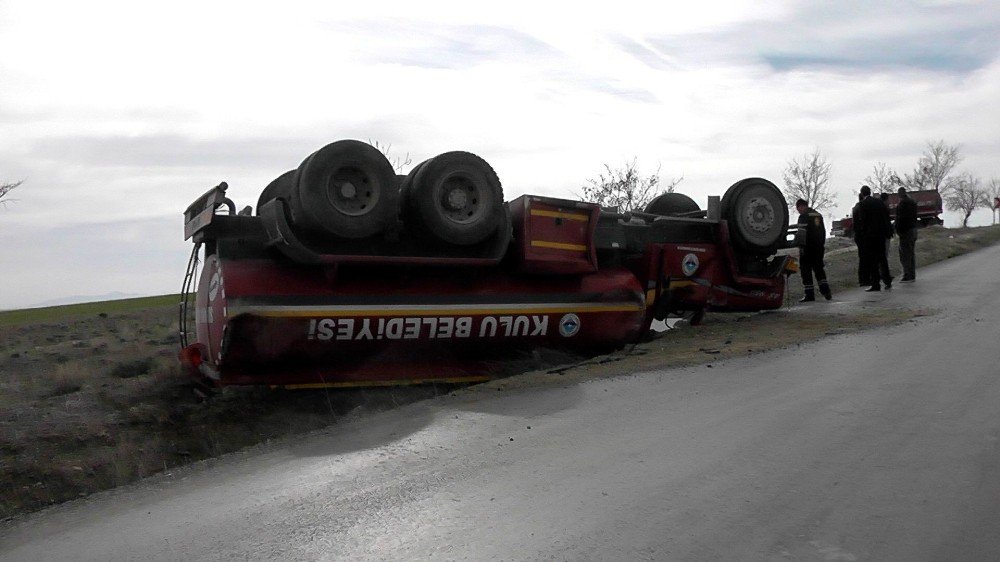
[2,243,1000,560]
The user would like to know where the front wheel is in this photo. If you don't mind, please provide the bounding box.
[721,178,788,255]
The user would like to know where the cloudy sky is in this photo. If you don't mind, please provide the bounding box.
[1,0,999,309]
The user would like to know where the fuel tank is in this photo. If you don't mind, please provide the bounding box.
[194,254,648,386]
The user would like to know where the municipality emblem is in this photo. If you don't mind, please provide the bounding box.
[558,313,581,337]
[682,253,699,277]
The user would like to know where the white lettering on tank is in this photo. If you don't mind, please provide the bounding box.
[316,318,335,341]
[422,317,438,338]
[438,317,454,338]
[385,318,403,339]
[531,315,548,336]
[480,317,498,337]
[335,319,354,341]
[355,319,374,340]
[404,318,420,339]
[499,316,513,337]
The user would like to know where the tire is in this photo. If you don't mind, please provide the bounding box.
[644,193,700,216]
[721,178,788,254]
[256,170,295,215]
[292,140,398,239]
[397,158,429,230]
[405,151,504,246]
[398,159,430,203]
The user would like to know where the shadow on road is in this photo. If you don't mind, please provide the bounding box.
[286,400,437,458]
[450,382,586,418]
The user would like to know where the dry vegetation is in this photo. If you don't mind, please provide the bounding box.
[2,224,999,520]
[0,307,448,519]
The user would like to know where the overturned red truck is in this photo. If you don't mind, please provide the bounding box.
[180,140,795,388]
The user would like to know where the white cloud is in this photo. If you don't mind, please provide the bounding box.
[0,0,998,308]
[0,216,189,309]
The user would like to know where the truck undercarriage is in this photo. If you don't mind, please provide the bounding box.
[180,140,795,388]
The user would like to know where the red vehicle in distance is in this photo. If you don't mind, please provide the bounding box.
[831,189,943,238]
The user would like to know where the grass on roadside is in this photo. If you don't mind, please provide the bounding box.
[0,295,181,328]
[0,307,449,519]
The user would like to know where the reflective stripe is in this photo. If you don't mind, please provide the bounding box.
[229,301,644,318]
[530,240,589,252]
[530,209,590,222]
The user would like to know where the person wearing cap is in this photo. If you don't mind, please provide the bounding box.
[851,193,869,286]
[793,198,832,301]
[895,186,918,282]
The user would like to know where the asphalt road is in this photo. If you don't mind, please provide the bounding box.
[3,243,1000,561]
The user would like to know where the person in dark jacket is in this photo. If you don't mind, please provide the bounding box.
[878,193,895,283]
[855,186,893,291]
[794,199,831,301]
[851,194,869,286]
[895,187,918,282]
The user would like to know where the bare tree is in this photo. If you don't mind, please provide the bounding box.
[369,139,413,173]
[0,179,22,208]
[984,177,1000,225]
[943,173,986,228]
[902,140,962,194]
[782,148,835,212]
[863,162,902,194]
[580,158,682,212]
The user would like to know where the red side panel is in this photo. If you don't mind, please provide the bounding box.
[195,258,648,386]
[509,195,599,275]
[648,236,786,314]
[660,243,719,309]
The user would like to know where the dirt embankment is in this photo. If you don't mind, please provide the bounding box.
[1,224,998,520]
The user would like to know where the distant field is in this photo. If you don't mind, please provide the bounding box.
[0,295,181,328]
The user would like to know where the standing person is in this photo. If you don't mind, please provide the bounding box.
[855,186,893,292]
[852,194,869,286]
[895,187,918,282]
[794,198,832,302]
[879,193,895,284]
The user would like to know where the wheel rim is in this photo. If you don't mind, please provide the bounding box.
[325,166,379,217]
[436,172,486,225]
[739,195,777,239]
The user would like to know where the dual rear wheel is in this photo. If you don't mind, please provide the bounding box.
[401,151,505,246]
[258,141,505,246]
